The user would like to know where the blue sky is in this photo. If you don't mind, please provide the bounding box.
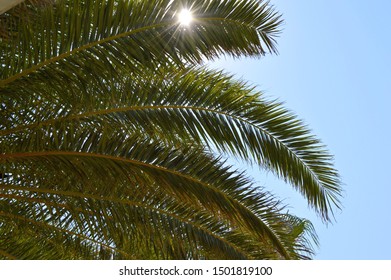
[211,0,391,259]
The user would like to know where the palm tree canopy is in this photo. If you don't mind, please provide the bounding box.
[0,0,340,259]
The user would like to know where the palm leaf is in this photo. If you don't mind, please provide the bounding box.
[0,0,281,87]
[1,67,341,220]
[2,126,313,258]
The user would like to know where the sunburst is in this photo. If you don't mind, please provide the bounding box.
[178,9,193,26]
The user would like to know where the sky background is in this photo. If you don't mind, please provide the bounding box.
[211,0,391,259]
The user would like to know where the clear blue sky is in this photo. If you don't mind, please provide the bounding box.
[211,0,391,259]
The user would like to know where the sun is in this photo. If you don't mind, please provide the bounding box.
[178,9,193,26]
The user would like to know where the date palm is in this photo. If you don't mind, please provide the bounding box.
[0,0,340,259]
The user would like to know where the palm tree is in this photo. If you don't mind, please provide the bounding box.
[0,0,341,259]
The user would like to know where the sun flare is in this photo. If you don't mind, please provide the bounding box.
[178,9,193,26]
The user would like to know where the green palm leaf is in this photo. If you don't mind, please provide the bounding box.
[1,67,340,220]
[0,0,340,259]
[0,0,281,86]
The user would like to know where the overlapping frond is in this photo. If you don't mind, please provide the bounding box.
[1,67,341,220]
[0,0,281,88]
[1,125,312,259]
[0,0,340,259]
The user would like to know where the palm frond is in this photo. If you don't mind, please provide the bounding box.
[1,66,341,221]
[2,126,308,258]
[1,166,310,259]
[0,0,281,88]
